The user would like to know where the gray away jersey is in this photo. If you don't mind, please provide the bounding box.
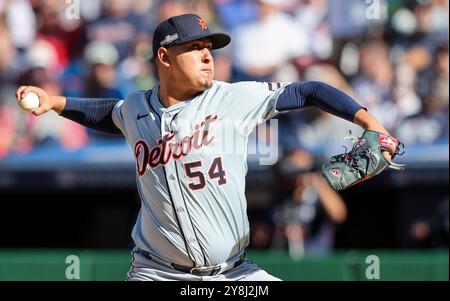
[112,80,288,268]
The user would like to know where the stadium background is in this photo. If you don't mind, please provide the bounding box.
[0,0,448,280]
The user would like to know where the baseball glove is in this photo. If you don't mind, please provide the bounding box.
[322,130,405,191]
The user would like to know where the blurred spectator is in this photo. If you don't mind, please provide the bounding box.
[3,0,36,50]
[0,29,21,159]
[78,0,103,22]
[271,151,347,259]
[351,39,399,131]
[117,35,155,93]
[214,0,258,32]
[409,197,449,249]
[157,0,194,21]
[281,64,364,156]
[130,0,155,21]
[250,218,274,250]
[396,45,449,145]
[86,0,152,61]
[35,0,87,62]
[25,39,61,74]
[328,0,387,40]
[83,41,122,99]
[392,46,424,121]
[17,66,88,151]
[294,0,333,62]
[13,39,89,151]
[83,41,124,141]
[433,46,449,105]
[0,101,15,158]
[231,0,309,82]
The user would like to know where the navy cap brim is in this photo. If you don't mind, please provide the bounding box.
[209,33,231,50]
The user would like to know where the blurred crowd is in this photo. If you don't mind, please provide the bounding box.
[0,0,449,158]
[0,0,448,158]
[0,0,448,256]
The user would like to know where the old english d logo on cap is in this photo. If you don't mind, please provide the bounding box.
[197,18,208,30]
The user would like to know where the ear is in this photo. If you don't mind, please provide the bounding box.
[157,48,170,66]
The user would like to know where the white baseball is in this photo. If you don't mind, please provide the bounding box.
[20,92,40,112]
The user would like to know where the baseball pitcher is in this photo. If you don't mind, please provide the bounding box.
[16,14,404,281]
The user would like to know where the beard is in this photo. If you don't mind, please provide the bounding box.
[203,80,213,89]
[200,77,213,90]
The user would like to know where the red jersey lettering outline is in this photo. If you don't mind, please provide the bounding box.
[134,115,218,176]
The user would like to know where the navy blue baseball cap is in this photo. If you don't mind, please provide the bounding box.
[152,14,231,60]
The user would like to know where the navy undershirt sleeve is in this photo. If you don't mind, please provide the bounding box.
[61,97,122,135]
[276,81,365,122]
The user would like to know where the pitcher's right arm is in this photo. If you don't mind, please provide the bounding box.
[16,86,122,135]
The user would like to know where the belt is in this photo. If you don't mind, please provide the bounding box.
[137,249,246,277]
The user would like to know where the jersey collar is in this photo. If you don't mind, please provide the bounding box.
[150,82,191,115]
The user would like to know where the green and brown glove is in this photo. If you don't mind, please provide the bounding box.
[322,130,405,191]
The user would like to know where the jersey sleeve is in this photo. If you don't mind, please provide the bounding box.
[111,99,126,133]
[225,81,289,136]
